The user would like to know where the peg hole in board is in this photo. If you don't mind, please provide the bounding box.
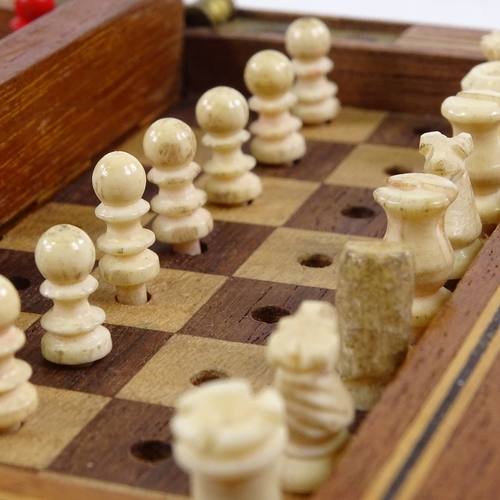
[251,305,290,324]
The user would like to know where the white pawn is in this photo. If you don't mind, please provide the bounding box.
[441,90,500,233]
[143,118,214,255]
[267,301,355,493]
[0,275,38,432]
[35,224,112,365]
[93,151,160,306]
[171,379,287,500]
[374,174,458,342]
[244,49,306,165]
[196,86,262,205]
[285,17,340,124]
[419,131,483,279]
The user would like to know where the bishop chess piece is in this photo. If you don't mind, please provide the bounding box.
[442,90,500,233]
[143,118,213,255]
[35,224,112,365]
[420,131,483,279]
[0,275,38,433]
[171,379,286,500]
[93,151,160,305]
[244,49,306,165]
[285,17,340,124]
[195,86,262,205]
[374,173,458,342]
[336,241,413,410]
[267,300,354,493]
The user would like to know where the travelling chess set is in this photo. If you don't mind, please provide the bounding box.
[0,0,500,499]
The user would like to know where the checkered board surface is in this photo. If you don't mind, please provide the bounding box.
[0,101,452,499]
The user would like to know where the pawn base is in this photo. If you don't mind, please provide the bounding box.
[204,172,262,206]
[343,379,385,411]
[250,133,306,166]
[450,237,483,280]
[41,325,112,365]
[281,453,337,494]
[411,287,452,343]
[153,208,213,246]
[0,383,38,432]
[292,97,340,125]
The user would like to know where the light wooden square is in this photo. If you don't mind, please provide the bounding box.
[234,227,375,289]
[91,269,226,333]
[117,334,274,407]
[202,176,320,227]
[301,107,388,144]
[0,386,109,469]
[325,143,424,189]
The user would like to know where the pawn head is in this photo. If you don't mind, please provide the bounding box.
[196,86,249,135]
[244,49,294,98]
[35,224,96,286]
[143,118,197,169]
[285,17,332,59]
[92,151,146,207]
[0,275,21,326]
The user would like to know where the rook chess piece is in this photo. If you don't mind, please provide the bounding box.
[143,118,214,255]
[442,90,500,233]
[171,379,287,500]
[35,224,112,365]
[285,17,340,124]
[244,49,306,165]
[336,241,413,410]
[0,275,38,433]
[419,131,483,279]
[267,301,355,493]
[93,151,160,305]
[195,86,262,205]
[374,173,457,342]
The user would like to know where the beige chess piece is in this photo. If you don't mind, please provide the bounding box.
[35,224,112,365]
[195,86,262,205]
[143,118,213,255]
[171,379,286,500]
[419,131,483,279]
[336,241,413,410]
[374,173,458,342]
[461,31,500,91]
[93,151,160,305]
[244,49,306,165]
[285,17,340,124]
[441,90,500,233]
[0,275,38,433]
[267,301,355,493]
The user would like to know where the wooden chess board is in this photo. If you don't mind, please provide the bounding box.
[1,2,499,500]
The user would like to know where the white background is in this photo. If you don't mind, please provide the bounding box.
[186,0,499,31]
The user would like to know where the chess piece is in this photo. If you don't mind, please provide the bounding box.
[374,173,458,342]
[461,31,500,93]
[481,31,500,61]
[143,118,214,255]
[442,90,500,233]
[0,275,38,433]
[171,379,286,500]
[336,241,413,410]
[244,49,306,165]
[267,301,355,493]
[195,86,262,205]
[93,151,160,305]
[285,17,340,124]
[420,131,483,279]
[35,224,112,365]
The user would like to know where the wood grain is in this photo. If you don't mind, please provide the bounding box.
[0,0,183,233]
[184,11,485,114]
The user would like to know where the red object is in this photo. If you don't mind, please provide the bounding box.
[10,0,56,30]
